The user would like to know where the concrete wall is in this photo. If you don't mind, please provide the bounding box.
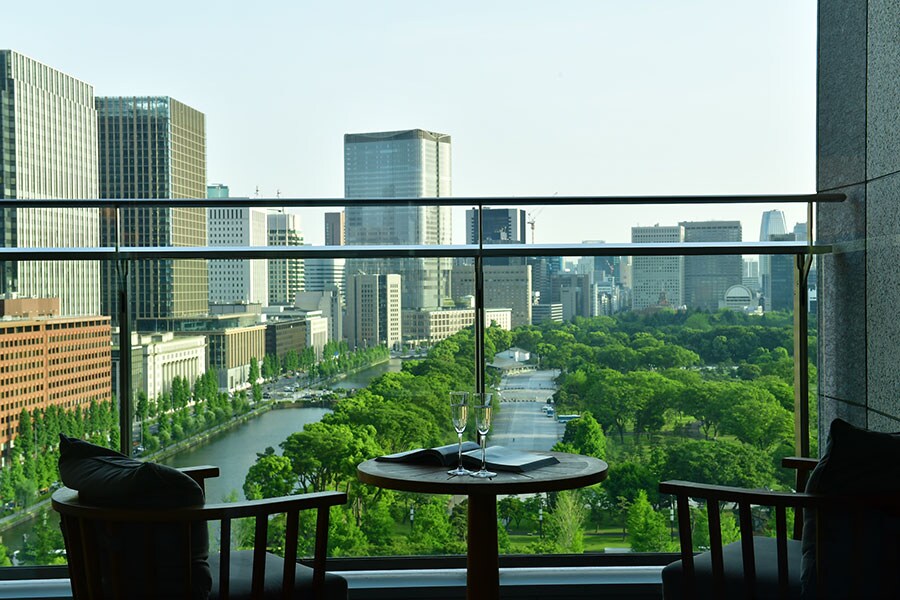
[817,0,900,437]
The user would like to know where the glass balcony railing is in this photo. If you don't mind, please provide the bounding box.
[0,194,841,573]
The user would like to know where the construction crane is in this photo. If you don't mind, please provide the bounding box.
[526,208,543,244]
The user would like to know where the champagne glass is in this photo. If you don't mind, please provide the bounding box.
[471,392,496,478]
[448,392,471,476]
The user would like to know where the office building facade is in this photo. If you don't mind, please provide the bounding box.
[680,221,743,310]
[465,208,527,245]
[208,206,269,307]
[266,212,305,306]
[0,308,111,460]
[324,211,345,246]
[631,225,684,310]
[0,50,100,317]
[97,96,207,326]
[345,273,401,350]
[344,129,452,310]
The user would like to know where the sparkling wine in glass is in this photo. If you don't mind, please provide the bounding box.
[471,392,496,478]
[448,392,471,476]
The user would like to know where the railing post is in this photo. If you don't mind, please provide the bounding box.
[115,203,133,456]
[793,254,810,459]
[474,202,485,395]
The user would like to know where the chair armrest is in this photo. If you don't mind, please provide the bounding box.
[178,465,220,493]
[781,456,818,471]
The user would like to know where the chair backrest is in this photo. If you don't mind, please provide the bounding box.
[53,468,347,600]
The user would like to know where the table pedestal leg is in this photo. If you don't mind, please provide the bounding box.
[467,494,499,600]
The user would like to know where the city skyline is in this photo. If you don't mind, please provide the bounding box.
[2,1,816,245]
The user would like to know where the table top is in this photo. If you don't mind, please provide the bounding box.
[357,451,608,496]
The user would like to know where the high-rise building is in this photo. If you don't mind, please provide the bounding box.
[305,257,345,301]
[345,273,401,350]
[452,264,532,328]
[465,208,527,245]
[97,96,207,326]
[759,210,788,308]
[631,225,684,310]
[0,50,100,316]
[267,212,305,306]
[743,258,761,291]
[766,233,796,312]
[208,206,269,307]
[344,129,452,310]
[680,221,743,310]
[324,212,345,246]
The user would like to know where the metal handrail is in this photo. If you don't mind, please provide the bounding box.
[0,241,832,261]
[8,192,846,209]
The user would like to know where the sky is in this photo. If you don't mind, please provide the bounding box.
[5,1,817,246]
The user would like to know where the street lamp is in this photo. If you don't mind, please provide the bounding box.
[538,506,543,539]
[669,506,675,537]
[409,506,415,532]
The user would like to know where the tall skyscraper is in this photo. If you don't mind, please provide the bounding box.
[766,233,796,312]
[267,212,305,306]
[465,208,527,245]
[0,50,100,316]
[208,206,269,307]
[324,211,345,246]
[344,129,452,310]
[680,221,743,310]
[631,225,684,310]
[759,209,788,309]
[345,273,401,350]
[97,96,207,326]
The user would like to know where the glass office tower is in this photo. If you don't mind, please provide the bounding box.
[0,50,100,316]
[97,96,207,325]
[344,129,452,310]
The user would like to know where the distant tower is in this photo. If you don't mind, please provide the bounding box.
[759,210,788,309]
[344,129,452,310]
[97,96,207,325]
[631,225,684,311]
[267,212,305,306]
[0,50,100,316]
[465,208,527,245]
[324,212,345,246]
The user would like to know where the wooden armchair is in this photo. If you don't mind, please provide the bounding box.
[53,465,348,600]
[660,443,900,600]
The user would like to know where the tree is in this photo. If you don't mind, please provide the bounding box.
[690,504,739,551]
[248,356,261,385]
[626,490,673,552]
[660,438,775,490]
[553,412,607,459]
[545,490,585,553]
[0,541,11,567]
[243,453,296,500]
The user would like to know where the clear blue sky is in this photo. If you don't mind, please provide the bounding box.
[7,1,817,245]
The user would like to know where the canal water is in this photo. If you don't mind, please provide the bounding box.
[331,357,402,390]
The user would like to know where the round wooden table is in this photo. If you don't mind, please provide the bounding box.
[357,451,608,600]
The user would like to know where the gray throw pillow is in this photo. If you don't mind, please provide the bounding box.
[801,419,900,599]
[58,434,212,599]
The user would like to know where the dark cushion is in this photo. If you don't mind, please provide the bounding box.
[661,536,802,600]
[58,434,212,599]
[209,550,348,600]
[801,419,900,599]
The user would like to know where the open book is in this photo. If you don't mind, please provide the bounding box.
[376,443,559,473]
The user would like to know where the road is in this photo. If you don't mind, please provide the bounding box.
[490,369,565,451]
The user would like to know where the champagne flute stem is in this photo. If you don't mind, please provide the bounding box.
[457,432,463,469]
[481,436,487,470]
